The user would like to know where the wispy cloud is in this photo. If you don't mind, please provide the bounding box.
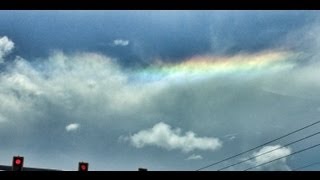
[127,122,222,153]
[224,133,237,141]
[186,154,203,160]
[0,36,14,63]
[113,39,129,46]
[65,123,80,132]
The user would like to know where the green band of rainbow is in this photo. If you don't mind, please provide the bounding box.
[133,50,297,82]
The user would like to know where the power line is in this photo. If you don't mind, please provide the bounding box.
[196,120,320,171]
[217,131,320,171]
[293,162,320,171]
[244,142,320,171]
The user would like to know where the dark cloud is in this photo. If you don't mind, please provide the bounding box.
[0,11,317,67]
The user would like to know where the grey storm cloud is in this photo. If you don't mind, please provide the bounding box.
[0,11,317,65]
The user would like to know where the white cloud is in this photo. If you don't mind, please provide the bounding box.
[0,36,14,63]
[128,122,222,153]
[246,145,292,171]
[186,154,203,160]
[65,123,80,132]
[113,39,129,46]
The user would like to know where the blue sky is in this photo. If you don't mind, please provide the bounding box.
[1,10,320,171]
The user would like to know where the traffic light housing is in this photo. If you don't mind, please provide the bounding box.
[12,156,24,171]
[138,168,148,171]
[78,162,89,171]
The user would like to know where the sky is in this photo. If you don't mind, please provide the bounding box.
[1,10,320,171]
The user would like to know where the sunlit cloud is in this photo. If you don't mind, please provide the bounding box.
[65,123,80,132]
[0,36,14,63]
[127,122,222,153]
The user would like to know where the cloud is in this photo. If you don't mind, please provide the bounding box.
[0,48,318,170]
[113,39,129,46]
[65,123,80,132]
[0,113,7,123]
[186,154,203,160]
[0,36,14,63]
[127,122,222,153]
[0,51,163,121]
[1,11,320,170]
[246,145,292,171]
[224,133,237,141]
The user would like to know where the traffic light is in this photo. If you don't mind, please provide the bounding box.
[12,156,24,171]
[78,162,89,171]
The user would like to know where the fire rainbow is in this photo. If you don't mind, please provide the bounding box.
[133,50,298,82]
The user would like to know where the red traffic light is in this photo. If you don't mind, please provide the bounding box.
[78,162,89,171]
[12,156,24,171]
[80,164,87,171]
[15,159,22,165]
